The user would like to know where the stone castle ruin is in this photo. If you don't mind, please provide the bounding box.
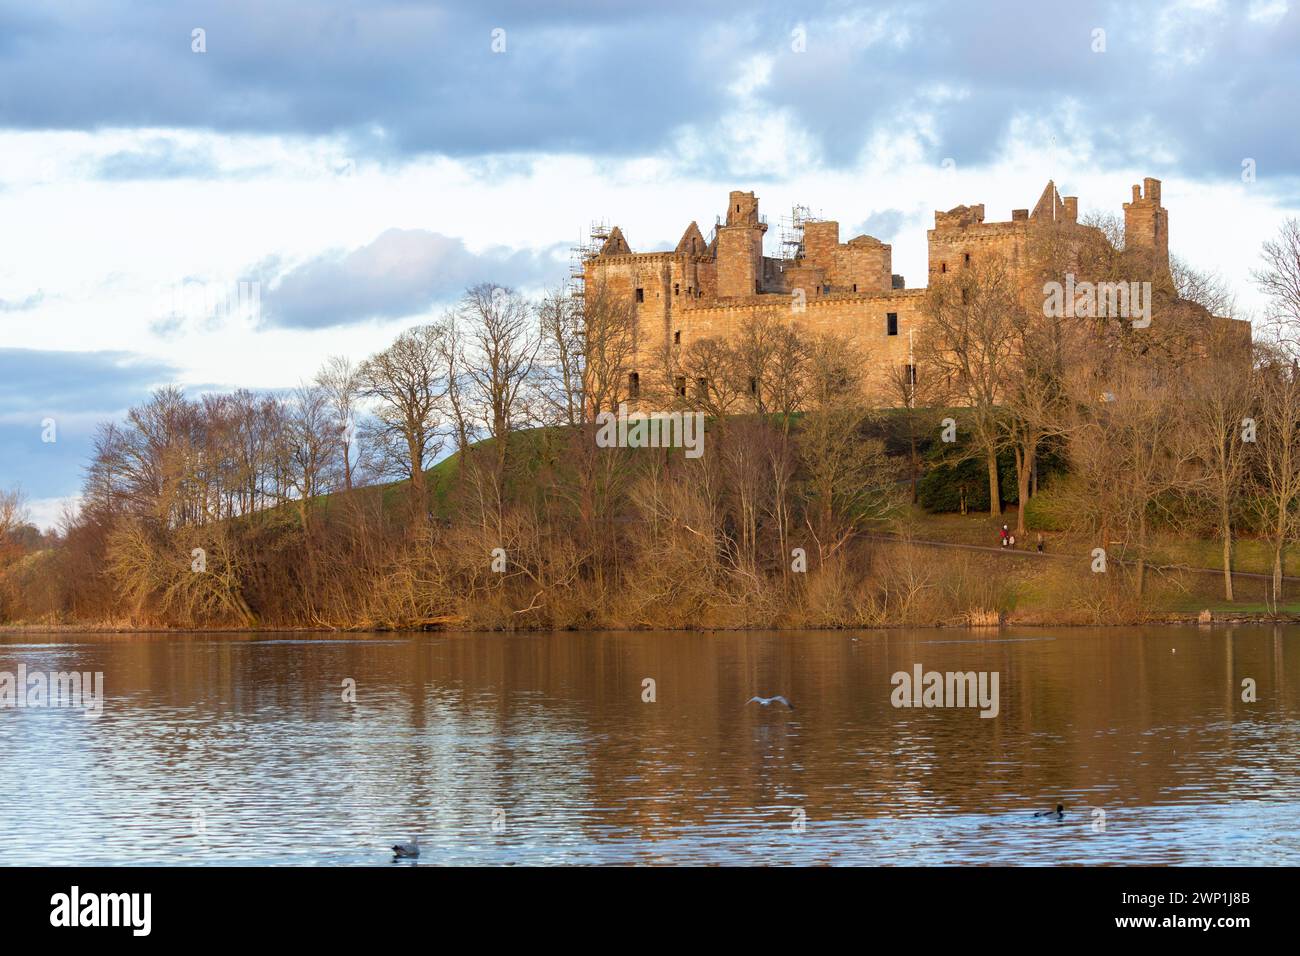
[581,177,1239,405]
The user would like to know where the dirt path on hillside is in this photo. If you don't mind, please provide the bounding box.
[864,533,1300,584]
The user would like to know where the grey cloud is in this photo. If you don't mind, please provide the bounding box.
[851,209,906,242]
[0,348,176,497]
[0,1,1295,185]
[0,348,174,413]
[0,1,740,161]
[261,229,567,329]
[761,0,1300,180]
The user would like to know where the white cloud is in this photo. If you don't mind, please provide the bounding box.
[23,496,81,534]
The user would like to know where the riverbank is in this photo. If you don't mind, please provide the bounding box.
[7,497,1300,631]
[7,608,1300,633]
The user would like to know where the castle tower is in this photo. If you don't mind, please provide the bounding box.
[716,190,767,297]
[1123,177,1169,268]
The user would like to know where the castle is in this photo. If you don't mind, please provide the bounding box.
[583,177,1199,404]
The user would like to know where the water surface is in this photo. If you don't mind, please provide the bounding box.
[0,626,1296,865]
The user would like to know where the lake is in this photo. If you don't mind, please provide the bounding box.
[0,626,1296,865]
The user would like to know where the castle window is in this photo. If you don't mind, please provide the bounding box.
[635,288,644,303]
[749,376,758,395]
[674,283,680,296]
[675,376,686,398]
[852,284,857,292]
[674,330,681,344]
[941,262,947,274]
[887,312,898,336]
[628,372,640,399]
[822,284,831,295]
[963,252,971,265]
[696,377,708,399]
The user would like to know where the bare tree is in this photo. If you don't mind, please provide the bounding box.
[1172,255,1236,318]
[1059,356,1200,597]
[916,258,1019,515]
[676,337,745,419]
[539,280,639,584]
[798,332,901,564]
[1186,330,1254,600]
[85,386,203,527]
[536,286,585,428]
[315,355,362,492]
[0,487,28,540]
[358,322,450,520]
[582,277,639,419]
[739,316,810,571]
[1249,348,1300,609]
[458,283,542,476]
[1254,218,1300,354]
[282,383,341,531]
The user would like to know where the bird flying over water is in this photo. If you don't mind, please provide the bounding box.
[1033,803,1065,819]
[391,836,420,858]
[747,695,794,710]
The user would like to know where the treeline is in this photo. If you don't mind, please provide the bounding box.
[2,218,1300,628]
[1,278,916,628]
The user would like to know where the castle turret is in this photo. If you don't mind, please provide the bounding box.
[716,190,767,297]
[1123,177,1169,268]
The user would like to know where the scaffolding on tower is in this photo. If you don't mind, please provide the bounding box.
[777,204,823,261]
[567,220,609,300]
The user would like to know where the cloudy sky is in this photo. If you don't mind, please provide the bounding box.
[1,0,1297,528]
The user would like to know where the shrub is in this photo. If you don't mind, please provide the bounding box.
[918,451,1018,512]
[1021,486,1069,531]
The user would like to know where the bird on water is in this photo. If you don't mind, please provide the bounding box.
[746,695,795,710]
[392,836,420,858]
[1033,804,1065,819]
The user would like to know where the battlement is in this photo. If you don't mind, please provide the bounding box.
[927,180,1090,280]
[934,204,985,229]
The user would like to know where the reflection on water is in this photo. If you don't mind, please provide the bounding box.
[0,626,1296,865]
